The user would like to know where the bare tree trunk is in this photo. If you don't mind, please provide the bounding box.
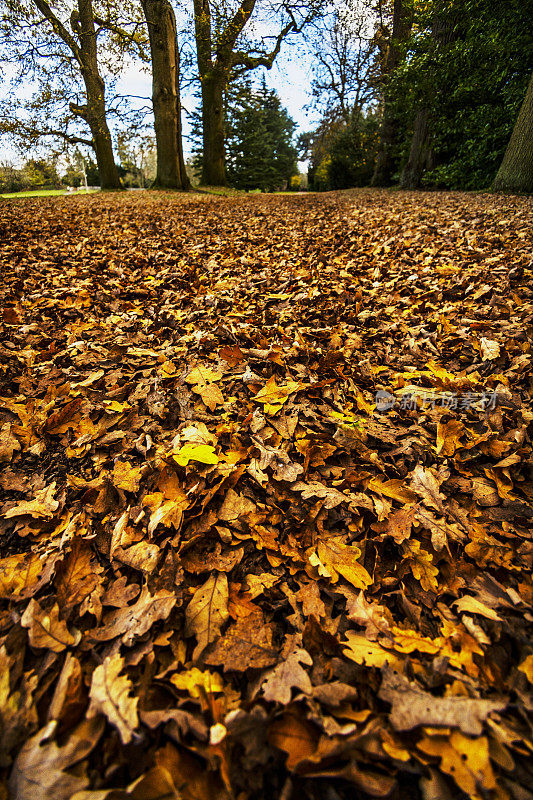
[400,108,433,188]
[200,72,227,185]
[493,72,533,194]
[142,0,189,190]
[75,0,122,189]
[371,0,412,187]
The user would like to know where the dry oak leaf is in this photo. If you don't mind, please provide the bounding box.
[379,669,507,735]
[0,646,38,767]
[308,537,372,590]
[185,572,229,661]
[90,587,176,646]
[4,482,59,519]
[204,609,278,671]
[170,667,224,697]
[0,422,21,462]
[268,713,319,770]
[87,654,139,744]
[343,632,402,670]
[112,460,143,493]
[436,419,465,457]
[218,488,256,521]
[8,717,103,800]
[261,647,313,704]
[290,480,348,509]
[21,600,81,652]
[55,538,104,618]
[402,539,439,592]
[518,654,533,684]
[113,541,160,574]
[0,552,45,600]
[417,731,496,800]
[452,596,502,621]
[253,375,302,415]
[410,465,445,513]
[371,505,417,544]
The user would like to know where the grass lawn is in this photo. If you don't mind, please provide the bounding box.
[0,188,97,199]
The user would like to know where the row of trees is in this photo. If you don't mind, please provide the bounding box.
[303,0,533,193]
[0,0,317,190]
[1,0,531,192]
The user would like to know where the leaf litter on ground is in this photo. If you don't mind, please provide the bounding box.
[0,188,532,800]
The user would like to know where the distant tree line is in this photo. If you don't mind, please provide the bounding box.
[303,0,533,193]
[0,0,531,193]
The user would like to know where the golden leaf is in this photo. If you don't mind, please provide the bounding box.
[402,540,439,592]
[311,537,372,589]
[173,443,219,466]
[343,632,402,670]
[170,668,224,697]
[417,732,496,799]
[185,573,229,660]
[21,600,81,652]
[87,654,139,744]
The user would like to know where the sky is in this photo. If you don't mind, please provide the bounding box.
[0,33,321,168]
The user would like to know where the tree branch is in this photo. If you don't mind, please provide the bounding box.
[231,19,295,73]
[32,0,82,63]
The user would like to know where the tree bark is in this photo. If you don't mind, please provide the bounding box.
[400,107,433,188]
[76,0,122,189]
[493,72,533,194]
[33,0,121,189]
[200,72,227,185]
[192,0,299,186]
[142,0,189,190]
[371,0,412,187]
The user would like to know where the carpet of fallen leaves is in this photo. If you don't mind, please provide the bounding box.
[0,188,532,800]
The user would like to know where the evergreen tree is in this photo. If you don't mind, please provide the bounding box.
[191,77,298,191]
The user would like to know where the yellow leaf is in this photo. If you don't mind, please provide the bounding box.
[343,632,402,669]
[402,540,439,592]
[436,419,465,456]
[4,483,59,519]
[518,654,533,684]
[173,443,219,466]
[254,375,302,415]
[88,654,139,744]
[390,626,440,655]
[417,732,496,799]
[170,668,224,697]
[112,460,142,493]
[313,537,373,589]
[0,553,44,599]
[186,366,223,384]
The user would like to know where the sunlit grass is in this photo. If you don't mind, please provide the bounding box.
[0,188,98,199]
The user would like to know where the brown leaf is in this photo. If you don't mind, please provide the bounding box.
[87,654,139,744]
[379,670,507,735]
[9,718,103,800]
[21,600,81,652]
[185,572,229,661]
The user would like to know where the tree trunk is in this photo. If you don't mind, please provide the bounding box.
[400,107,433,188]
[142,0,189,190]
[399,13,459,190]
[493,72,533,194]
[77,0,121,190]
[371,0,412,187]
[201,73,227,186]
